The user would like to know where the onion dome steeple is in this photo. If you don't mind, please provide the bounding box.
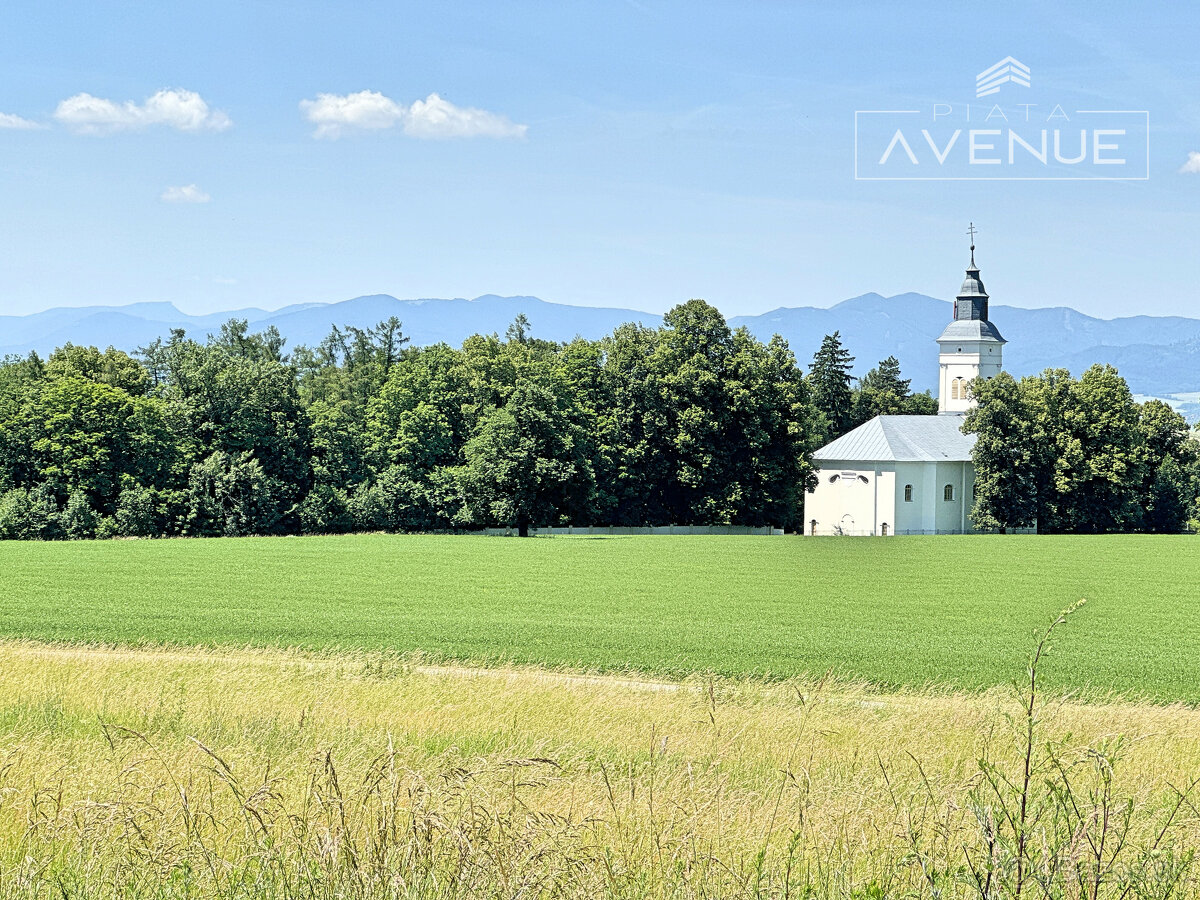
[939,223,1005,342]
[935,223,1006,414]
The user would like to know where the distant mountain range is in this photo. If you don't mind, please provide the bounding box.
[4,292,1200,403]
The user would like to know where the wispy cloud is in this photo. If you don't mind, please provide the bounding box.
[161,184,211,203]
[0,112,43,130]
[405,93,527,140]
[55,89,232,134]
[1180,151,1200,174]
[300,90,526,140]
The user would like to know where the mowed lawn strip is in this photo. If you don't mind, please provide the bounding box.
[0,534,1197,700]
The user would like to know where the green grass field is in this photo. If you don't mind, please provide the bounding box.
[1,534,1198,700]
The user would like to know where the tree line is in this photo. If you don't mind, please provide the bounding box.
[0,301,931,539]
[2,299,1193,539]
[964,367,1200,534]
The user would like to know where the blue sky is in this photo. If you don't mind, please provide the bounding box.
[0,1,1197,319]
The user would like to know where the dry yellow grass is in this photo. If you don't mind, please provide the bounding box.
[1,640,1199,898]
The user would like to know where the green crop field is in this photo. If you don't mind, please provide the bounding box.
[1,533,1198,700]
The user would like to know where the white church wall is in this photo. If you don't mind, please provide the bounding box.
[893,462,931,534]
[933,462,962,533]
[886,461,977,534]
[875,467,897,535]
[920,461,940,533]
[807,461,980,535]
[803,466,837,535]
[933,462,974,534]
[805,463,894,535]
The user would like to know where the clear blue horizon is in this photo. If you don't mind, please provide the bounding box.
[1,1,1197,319]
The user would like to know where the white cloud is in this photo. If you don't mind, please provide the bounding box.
[55,89,232,134]
[0,112,43,130]
[1180,151,1200,174]
[405,93,527,139]
[299,90,405,139]
[161,184,211,203]
[300,90,526,140]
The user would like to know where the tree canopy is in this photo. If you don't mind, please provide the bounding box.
[964,366,1199,533]
[3,307,1193,539]
[0,301,843,537]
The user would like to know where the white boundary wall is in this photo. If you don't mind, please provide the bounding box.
[483,525,785,537]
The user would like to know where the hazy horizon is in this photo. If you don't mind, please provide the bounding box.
[8,286,1200,326]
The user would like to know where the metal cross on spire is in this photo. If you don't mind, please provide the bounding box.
[966,222,978,266]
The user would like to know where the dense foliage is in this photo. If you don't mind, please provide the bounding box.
[3,300,939,538]
[5,302,1189,538]
[964,366,1200,533]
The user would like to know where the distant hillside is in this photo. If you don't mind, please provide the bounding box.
[730,293,1200,396]
[4,292,1200,399]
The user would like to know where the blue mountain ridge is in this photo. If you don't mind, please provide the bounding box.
[3,292,1199,398]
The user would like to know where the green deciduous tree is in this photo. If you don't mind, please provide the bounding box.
[1055,365,1145,532]
[0,354,45,493]
[298,482,353,535]
[46,344,150,396]
[294,317,409,409]
[595,322,671,524]
[967,366,1199,534]
[28,376,140,513]
[0,486,60,540]
[964,371,1038,531]
[186,451,281,537]
[114,481,160,538]
[1137,400,1199,532]
[59,490,98,539]
[146,325,311,530]
[458,379,595,535]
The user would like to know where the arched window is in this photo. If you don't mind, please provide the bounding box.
[950,378,959,400]
[880,523,889,536]
[903,484,913,502]
[944,484,955,501]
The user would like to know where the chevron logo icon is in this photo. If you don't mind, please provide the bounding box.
[975,57,1031,98]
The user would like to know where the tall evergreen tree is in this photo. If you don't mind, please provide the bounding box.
[808,331,855,440]
[862,355,909,394]
[853,355,909,423]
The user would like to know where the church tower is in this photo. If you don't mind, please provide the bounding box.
[936,225,1005,413]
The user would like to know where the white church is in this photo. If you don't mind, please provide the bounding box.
[805,237,1004,536]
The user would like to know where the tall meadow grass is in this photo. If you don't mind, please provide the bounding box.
[0,622,1198,897]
